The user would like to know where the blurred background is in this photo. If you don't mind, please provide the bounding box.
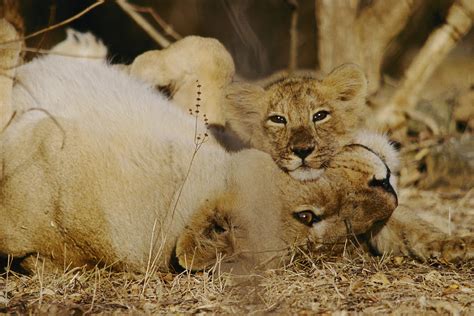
[18,0,473,79]
[6,0,474,190]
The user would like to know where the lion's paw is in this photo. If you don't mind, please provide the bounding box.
[426,236,473,263]
[51,29,107,59]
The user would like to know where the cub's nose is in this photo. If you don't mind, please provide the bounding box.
[292,146,315,160]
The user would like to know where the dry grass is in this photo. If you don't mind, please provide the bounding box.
[0,3,471,314]
[1,188,472,314]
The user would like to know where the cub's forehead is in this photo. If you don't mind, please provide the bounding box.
[265,78,330,111]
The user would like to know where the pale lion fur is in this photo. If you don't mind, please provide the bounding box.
[130,36,235,126]
[50,28,108,60]
[0,53,402,273]
[0,23,470,272]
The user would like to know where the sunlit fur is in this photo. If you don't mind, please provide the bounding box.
[225,64,368,181]
[225,63,473,262]
[351,132,473,262]
[0,55,400,273]
[130,36,235,126]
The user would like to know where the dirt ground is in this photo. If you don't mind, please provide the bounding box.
[0,188,472,315]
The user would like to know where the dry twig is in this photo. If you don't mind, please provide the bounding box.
[116,0,171,48]
[130,3,183,41]
[0,0,105,46]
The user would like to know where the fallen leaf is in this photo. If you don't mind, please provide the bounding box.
[397,276,414,284]
[349,280,364,292]
[370,272,390,285]
[424,270,442,283]
[393,256,404,265]
[42,288,55,296]
[442,283,460,295]
[161,273,174,282]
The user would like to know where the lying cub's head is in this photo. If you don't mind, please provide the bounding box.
[284,143,398,252]
[174,144,397,273]
[226,64,368,181]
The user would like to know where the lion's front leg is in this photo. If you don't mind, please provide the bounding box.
[423,235,473,262]
[367,206,473,262]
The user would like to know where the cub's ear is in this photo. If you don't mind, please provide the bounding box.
[322,63,367,102]
[225,81,265,108]
[175,201,239,271]
[224,82,265,144]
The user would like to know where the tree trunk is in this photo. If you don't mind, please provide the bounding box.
[316,0,419,94]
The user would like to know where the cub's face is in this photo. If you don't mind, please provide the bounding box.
[174,145,398,272]
[281,143,398,253]
[226,64,368,181]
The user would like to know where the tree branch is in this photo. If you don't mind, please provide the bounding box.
[380,0,474,128]
[116,0,171,48]
[316,0,419,94]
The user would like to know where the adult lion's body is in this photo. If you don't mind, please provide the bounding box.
[0,55,399,273]
[2,55,231,271]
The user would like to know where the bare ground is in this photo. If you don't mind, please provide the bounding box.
[1,188,473,315]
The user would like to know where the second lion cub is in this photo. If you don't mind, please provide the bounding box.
[225,64,368,181]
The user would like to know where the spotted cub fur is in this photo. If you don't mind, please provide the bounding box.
[226,64,368,181]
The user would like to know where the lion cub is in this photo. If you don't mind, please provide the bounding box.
[225,64,368,181]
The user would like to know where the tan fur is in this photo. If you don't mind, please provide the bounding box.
[130,36,235,126]
[226,63,473,264]
[0,23,468,273]
[366,206,474,262]
[356,134,473,263]
[225,64,368,181]
[0,43,398,274]
[49,34,235,125]
[0,116,397,274]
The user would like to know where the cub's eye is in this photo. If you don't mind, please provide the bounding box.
[293,210,322,227]
[312,110,330,123]
[268,115,287,125]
